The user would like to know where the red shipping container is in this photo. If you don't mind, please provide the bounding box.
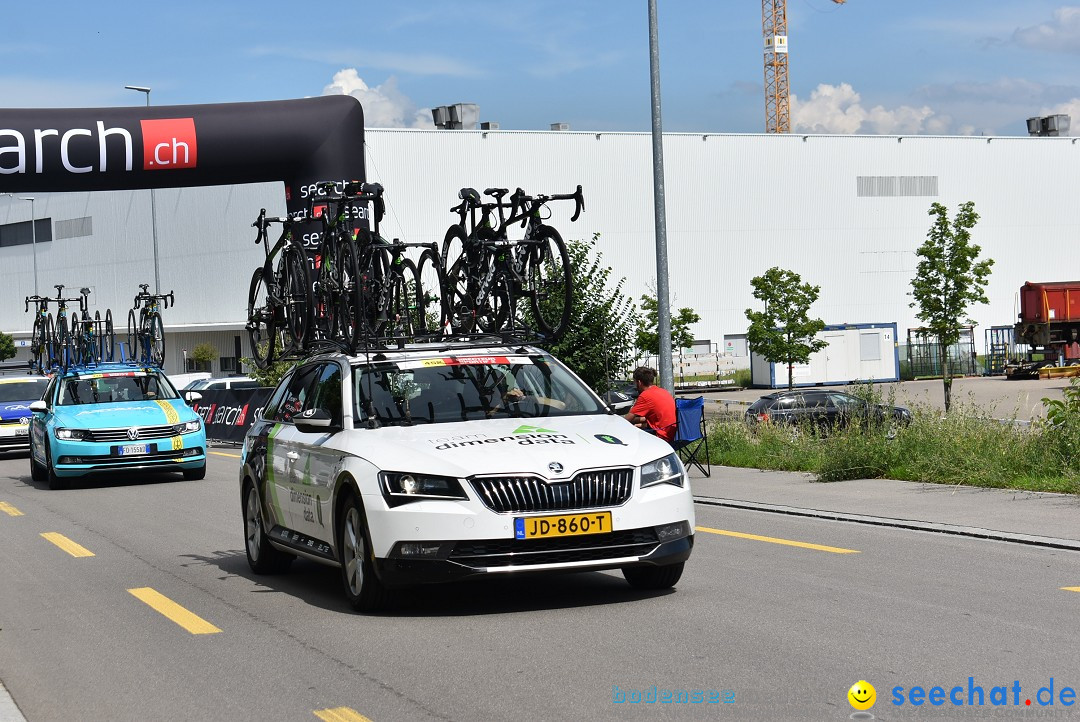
[1019,281,1080,324]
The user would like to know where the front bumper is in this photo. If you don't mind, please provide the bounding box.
[51,434,206,477]
[372,523,694,587]
[0,424,31,449]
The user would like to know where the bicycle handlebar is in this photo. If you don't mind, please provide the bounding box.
[510,185,585,223]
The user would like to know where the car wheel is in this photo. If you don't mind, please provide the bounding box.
[29,439,46,482]
[182,463,207,481]
[45,439,67,490]
[622,562,685,590]
[243,480,293,574]
[338,493,390,612]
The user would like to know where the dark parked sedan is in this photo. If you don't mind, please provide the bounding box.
[745,389,911,430]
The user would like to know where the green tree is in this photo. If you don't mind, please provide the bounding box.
[539,234,637,393]
[910,201,993,412]
[635,292,701,355]
[241,343,295,387]
[0,332,15,362]
[745,267,827,390]
[190,342,217,370]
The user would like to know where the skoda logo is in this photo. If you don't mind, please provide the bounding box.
[548,462,564,475]
[127,427,140,441]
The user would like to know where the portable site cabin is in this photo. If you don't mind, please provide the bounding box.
[750,322,900,388]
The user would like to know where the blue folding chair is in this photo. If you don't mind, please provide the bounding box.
[672,396,710,477]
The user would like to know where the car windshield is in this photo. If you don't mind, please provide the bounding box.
[353,353,606,425]
[57,372,179,406]
[0,378,50,402]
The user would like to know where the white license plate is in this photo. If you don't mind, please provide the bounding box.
[119,444,149,456]
[15,428,28,437]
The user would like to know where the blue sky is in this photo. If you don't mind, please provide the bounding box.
[4,1,1080,135]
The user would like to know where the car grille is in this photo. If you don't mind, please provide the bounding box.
[449,528,659,568]
[84,424,179,442]
[469,468,634,514]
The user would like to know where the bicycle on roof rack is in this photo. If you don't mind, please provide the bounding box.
[127,284,173,366]
[247,208,313,368]
[306,180,367,353]
[350,182,448,342]
[68,288,115,367]
[41,284,91,371]
[441,184,579,341]
[25,293,56,373]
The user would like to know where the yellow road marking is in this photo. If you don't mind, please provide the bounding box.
[127,587,222,635]
[695,525,860,554]
[314,708,373,722]
[210,451,241,458]
[0,502,24,517]
[41,532,95,557]
[1063,587,1080,593]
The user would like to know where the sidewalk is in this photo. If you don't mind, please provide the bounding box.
[689,465,1080,549]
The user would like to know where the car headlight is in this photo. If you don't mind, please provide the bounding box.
[639,452,684,488]
[55,427,91,441]
[380,472,468,505]
[174,420,201,434]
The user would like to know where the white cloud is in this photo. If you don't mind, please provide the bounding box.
[1014,6,1080,53]
[321,69,432,129]
[792,82,950,135]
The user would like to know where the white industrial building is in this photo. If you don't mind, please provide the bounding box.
[1,127,1076,376]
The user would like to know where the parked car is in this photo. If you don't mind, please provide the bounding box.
[0,376,51,452]
[745,389,911,430]
[239,343,695,611]
[29,364,207,489]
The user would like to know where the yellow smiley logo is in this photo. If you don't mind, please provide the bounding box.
[848,680,876,710]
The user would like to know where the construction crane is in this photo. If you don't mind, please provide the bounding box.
[763,0,845,133]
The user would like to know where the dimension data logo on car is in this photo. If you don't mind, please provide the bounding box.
[431,429,575,450]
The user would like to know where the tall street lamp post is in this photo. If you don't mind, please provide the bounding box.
[124,85,161,293]
[19,196,38,296]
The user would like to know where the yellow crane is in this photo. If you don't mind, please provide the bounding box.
[763,0,845,133]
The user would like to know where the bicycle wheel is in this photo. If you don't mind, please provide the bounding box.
[31,316,45,372]
[56,315,70,369]
[441,225,472,332]
[524,225,573,340]
[68,312,82,366]
[247,267,276,368]
[414,247,448,335]
[281,244,313,353]
[383,256,417,337]
[45,314,55,369]
[335,238,363,351]
[93,311,102,364]
[149,315,165,367]
[127,309,138,363]
[103,310,115,362]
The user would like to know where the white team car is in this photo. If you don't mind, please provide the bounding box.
[239,344,695,611]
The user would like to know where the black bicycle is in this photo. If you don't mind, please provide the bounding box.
[350,182,447,340]
[247,209,313,367]
[69,288,115,366]
[127,284,173,366]
[307,181,366,352]
[25,294,55,373]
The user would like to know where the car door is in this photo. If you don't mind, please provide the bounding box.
[287,362,347,542]
[30,376,58,466]
[264,363,322,533]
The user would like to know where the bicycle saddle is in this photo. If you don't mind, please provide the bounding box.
[458,188,480,203]
[484,188,509,200]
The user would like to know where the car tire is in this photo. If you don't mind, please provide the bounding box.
[338,492,390,613]
[622,562,685,590]
[182,463,207,481]
[243,480,294,574]
[45,439,67,490]
[29,439,47,482]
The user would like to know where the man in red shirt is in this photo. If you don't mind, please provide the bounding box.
[624,366,677,443]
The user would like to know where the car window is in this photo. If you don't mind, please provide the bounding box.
[260,371,293,421]
[803,393,830,408]
[57,372,179,405]
[828,393,863,410]
[775,395,803,409]
[231,380,259,389]
[304,364,343,426]
[354,353,605,425]
[271,365,321,424]
[0,379,50,402]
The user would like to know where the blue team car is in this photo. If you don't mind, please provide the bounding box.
[29,364,206,489]
[0,377,50,452]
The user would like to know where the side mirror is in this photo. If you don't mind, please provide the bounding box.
[294,408,338,434]
[29,400,47,413]
[183,392,202,405]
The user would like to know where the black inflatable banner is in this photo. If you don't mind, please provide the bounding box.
[190,387,274,443]
[0,95,365,217]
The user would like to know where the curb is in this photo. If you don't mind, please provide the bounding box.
[692,495,1080,552]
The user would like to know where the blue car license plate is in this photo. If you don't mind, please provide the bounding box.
[118,444,149,456]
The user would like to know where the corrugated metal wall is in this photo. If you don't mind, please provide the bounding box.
[3,130,1078,373]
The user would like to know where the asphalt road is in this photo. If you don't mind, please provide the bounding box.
[1,451,1079,721]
